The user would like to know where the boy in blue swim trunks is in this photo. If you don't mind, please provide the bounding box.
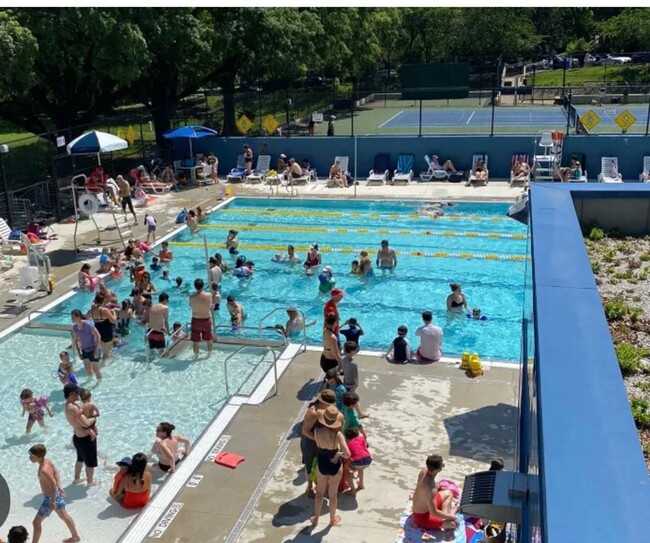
[29,443,81,543]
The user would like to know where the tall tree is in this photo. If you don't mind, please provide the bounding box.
[0,11,37,99]
[599,8,650,52]
[0,8,147,137]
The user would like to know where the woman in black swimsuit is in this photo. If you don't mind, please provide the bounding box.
[137,272,157,294]
[305,405,350,528]
[446,283,468,313]
[89,293,117,362]
[321,313,341,372]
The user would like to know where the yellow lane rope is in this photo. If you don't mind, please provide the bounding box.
[168,241,529,261]
[217,208,507,222]
[199,223,526,240]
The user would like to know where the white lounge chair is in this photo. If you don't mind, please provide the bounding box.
[393,154,414,185]
[327,156,349,188]
[510,154,531,187]
[419,155,448,181]
[639,156,650,182]
[246,155,271,184]
[227,154,247,183]
[468,154,489,186]
[367,153,390,185]
[598,157,623,183]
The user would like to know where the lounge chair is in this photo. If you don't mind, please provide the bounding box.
[0,217,22,253]
[327,156,349,188]
[246,155,271,184]
[419,155,448,181]
[510,154,531,187]
[467,154,489,187]
[367,153,390,185]
[598,157,623,183]
[639,156,650,182]
[227,154,247,183]
[393,154,414,185]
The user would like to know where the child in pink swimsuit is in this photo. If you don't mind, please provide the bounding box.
[20,388,53,434]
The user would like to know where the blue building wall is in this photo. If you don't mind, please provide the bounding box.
[528,183,650,543]
[179,134,650,181]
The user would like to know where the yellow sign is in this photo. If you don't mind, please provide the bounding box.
[125,125,136,145]
[236,114,252,134]
[615,109,636,131]
[261,115,280,135]
[580,109,601,131]
[116,129,125,140]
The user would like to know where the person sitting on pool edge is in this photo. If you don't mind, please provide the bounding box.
[415,311,443,363]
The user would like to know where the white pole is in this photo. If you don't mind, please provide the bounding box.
[204,234,210,285]
[354,135,357,198]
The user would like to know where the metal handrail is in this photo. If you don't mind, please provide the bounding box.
[26,309,74,326]
[223,344,279,399]
[258,306,308,352]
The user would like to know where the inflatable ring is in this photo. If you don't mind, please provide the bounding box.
[78,193,99,215]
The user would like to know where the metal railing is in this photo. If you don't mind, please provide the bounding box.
[26,309,73,326]
[258,306,308,353]
[223,344,279,399]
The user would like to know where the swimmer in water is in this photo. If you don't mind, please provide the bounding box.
[417,203,444,218]
[20,389,53,434]
[350,260,361,275]
[376,239,397,269]
[304,244,321,275]
[275,306,317,338]
[226,230,239,255]
[467,308,488,321]
[358,251,373,276]
[226,295,246,328]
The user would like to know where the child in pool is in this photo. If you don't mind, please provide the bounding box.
[150,256,162,272]
[210,282,222,311]
[170,322,187,341]
[58,352,79,387]
[226,230,239,255]
[20,388,53,434]
[350,260,361,275]
[227,295,245,328]
[79,388,100,441]
[161,270,172,283]
[467,308,488,321]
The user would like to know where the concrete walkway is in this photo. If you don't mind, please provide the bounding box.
[146,352,519,543]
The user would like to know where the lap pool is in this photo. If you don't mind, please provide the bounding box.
[0,196,526,542]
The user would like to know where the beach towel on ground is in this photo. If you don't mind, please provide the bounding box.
[395,499,482,543]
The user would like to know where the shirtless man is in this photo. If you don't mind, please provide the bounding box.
[286,158,303,181]
[376,239,397,269]
[116,174,137,225]
[64,384,98,487]
[328,160,345,188]
[189,278,213,356]
[151,422,191,473]
[147,292,170,352]
[412,454,459,531]
[28,443,81,543]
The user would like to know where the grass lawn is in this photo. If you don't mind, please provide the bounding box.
[530,65,640,87]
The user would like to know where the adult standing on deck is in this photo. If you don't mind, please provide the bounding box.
[71,310,102,381]
[243,144,254,175]
[116,175,137,225]
[189,278,213,356]
[300,390,336,499]
[376,239,397,269]
[64,384,98,487]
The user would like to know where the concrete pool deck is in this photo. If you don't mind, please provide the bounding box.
[141,351,519,543]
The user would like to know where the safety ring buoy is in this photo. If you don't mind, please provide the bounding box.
[78,193,99,216]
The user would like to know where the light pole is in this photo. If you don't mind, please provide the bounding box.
[0,144,11,227]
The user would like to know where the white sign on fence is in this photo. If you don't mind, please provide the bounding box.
[56,136,66,147]
[312,113,323,123]
[604,105,617,116]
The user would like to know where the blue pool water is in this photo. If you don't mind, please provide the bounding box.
[0,328,274,542]
[39,198,528,361]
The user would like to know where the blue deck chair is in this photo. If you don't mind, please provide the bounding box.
[393,154,414,185]
[227,154,247,183]
[367,153,390,185]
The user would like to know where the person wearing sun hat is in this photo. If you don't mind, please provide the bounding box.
[109,457,132,502]
[305,405,351,528]
[300,390,337,499]
[318,265,336,294]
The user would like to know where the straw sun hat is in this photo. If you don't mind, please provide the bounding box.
[318,405,344,429]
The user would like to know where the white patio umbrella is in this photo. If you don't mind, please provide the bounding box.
[66,130,128,164]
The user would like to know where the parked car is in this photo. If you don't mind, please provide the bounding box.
[603,54,632,65]
[584,53,602,66]
[551,55,579,69]
[631,52,650,64]
[377,69,398,78]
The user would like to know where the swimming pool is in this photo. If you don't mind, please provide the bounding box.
[38,197,527,360]
[0,327,275,543]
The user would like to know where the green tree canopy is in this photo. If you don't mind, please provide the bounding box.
[0,11,37,99]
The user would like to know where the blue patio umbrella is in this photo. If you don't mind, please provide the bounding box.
[163,125,219,158]
[66,130,128,164]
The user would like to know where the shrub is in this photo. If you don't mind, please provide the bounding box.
[603,248,616,262]
[630,396,650,428]
[616,242,631,253]
[604,299,627,321]
[617,342,643,375]
[589,226,604,241]
[629,307,644,323]
[613,270,633,280]
[641,252,650,262]
[591,261,601,274]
